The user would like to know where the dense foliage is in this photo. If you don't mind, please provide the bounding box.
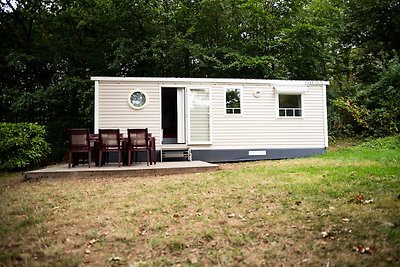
[1,0,399,161]
[0,123,51,171]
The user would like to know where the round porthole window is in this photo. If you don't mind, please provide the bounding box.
[128,90,148,109]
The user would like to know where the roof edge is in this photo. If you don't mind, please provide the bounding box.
[90,77,329,85]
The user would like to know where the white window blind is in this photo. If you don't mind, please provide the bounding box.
[188,88,211,144]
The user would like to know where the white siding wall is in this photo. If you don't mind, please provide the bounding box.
[97,81,161,140]
[96,79,326,150]
[209,84,325,149]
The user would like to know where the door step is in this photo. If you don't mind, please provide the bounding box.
[161,145,192,162]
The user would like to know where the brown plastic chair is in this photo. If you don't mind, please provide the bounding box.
[149,135,157,165]
[98,129,121,167]
[67,128,92,168]
[127,128,150,166]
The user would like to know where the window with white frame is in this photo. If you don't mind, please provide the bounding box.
[225,88,241,114]
[128,90,148,109]
[278,94,302,117]
[189,88,211,144]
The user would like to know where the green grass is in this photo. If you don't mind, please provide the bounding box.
[0,136,399,266]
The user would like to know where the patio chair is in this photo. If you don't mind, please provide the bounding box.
[127,128,150,166]
[98,129,121,167]
[67,128,92,168]
[149,135,157,165]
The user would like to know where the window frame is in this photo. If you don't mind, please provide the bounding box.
[127,90,148,110]
[224,87,243,115]
[275,92,304,119]
[187,87,213,145]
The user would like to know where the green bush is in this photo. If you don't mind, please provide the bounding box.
[0,123,51,171]
[330,58,400,137]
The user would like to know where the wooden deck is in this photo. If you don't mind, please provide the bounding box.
[24,161,219,180]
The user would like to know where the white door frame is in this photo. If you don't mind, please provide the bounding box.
[177,88,186,144]
[160,86,187,144]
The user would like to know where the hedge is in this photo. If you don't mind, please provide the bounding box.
[0,123,51,171]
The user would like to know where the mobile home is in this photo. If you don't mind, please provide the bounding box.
[91,77,329,162]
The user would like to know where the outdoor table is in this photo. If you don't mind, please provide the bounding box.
[89,133,156,166]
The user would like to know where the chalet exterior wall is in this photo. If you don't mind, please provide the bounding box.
[97,81,161,137]
[92,77,328,162]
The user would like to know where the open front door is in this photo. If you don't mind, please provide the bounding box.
[161,87,186,144]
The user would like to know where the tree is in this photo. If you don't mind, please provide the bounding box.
[1,0,398,164]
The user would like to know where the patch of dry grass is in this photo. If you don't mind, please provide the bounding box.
[0,139,399,266]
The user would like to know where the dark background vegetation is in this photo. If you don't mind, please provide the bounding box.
[1,0,399,163]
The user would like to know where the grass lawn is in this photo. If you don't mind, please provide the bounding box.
[0,136,399,266]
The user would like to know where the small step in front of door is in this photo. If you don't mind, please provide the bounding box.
[161,145,192,162]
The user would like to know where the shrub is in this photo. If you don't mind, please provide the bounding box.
[0,123,51,171]
[331,58,400,137]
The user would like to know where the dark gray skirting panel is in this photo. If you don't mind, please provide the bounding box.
[191,148,326,163]
[103,148,326,163]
